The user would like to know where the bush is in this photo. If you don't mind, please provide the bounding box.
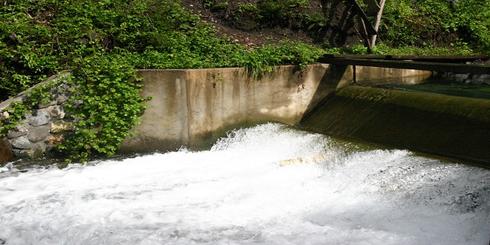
[381,0,489,53]
[56,55,145,161]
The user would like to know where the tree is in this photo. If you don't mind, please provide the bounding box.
[320,0,386,52]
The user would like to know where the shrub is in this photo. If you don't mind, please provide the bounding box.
[55,55,145,161]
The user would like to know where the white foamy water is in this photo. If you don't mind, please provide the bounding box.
[0,123,489,245]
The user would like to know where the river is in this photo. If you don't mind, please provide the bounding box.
[0,123,489,245]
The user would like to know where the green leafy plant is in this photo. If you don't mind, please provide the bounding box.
[56,55,145,162]
[0,102,29,137]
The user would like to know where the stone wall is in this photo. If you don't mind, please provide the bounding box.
[0,73,73,163]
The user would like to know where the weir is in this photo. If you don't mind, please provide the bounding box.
[1,64,489,244]
[1,63,489,167]
[120,65,430,151]
[120,62,490,167]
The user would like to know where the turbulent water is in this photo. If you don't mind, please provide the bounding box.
[0,124,489,245]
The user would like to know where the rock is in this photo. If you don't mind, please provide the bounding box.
[454,74,469,82]
[0,162,13,173]
[28,125,51,142]
[58,83,70,92]
[12,149,30,158]
[10,136,32,149]
[0,138,14,164]
[46,134,64,145]
[56,94,68,104]
[30,143,47,159]
[38,100,57,109]
[50,121,73,133]
[45,105,65,119]
[13,143,46,159]
[0,111,9,120]
[28,110,50,126]
[7,124,29,138]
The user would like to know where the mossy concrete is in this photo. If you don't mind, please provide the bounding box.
[301,86,490,167]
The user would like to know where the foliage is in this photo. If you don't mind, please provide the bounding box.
[56,56,145,162]
[256,0,309,28]
[381,0,490,53]
[202,0,488,54]
[454,0,490,52]
[326,43,474,56]
[127,40,324,76]
[0,102,29,137]
[242,42,324,76]
[0,75,66,137]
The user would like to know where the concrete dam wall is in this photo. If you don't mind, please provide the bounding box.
[120,65,431,152]
[120,65,338,152]
[4,63,487,166]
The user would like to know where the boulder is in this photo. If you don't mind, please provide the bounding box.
[50,121,73,133]
[7,124,29,138]
[0,111,9,120]
[46,134,64,145]
[27,125,51,142]
[56,94,68,104]
[28,110,50,126]
[30,143,47,159]
[38,100,57,109]
[45,105,65,119]
[12,149,30,158]
[10,136,32,149]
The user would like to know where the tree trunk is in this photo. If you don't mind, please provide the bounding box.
[369,0,386,50]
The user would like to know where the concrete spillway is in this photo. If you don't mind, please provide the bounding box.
[118,65,489,166]
[300,85,490,167]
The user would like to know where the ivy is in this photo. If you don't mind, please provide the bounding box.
[55,56,146,162]
[0,102,29,137]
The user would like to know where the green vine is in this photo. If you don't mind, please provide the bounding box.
[56,56,146,162]
[0,102,29,137]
